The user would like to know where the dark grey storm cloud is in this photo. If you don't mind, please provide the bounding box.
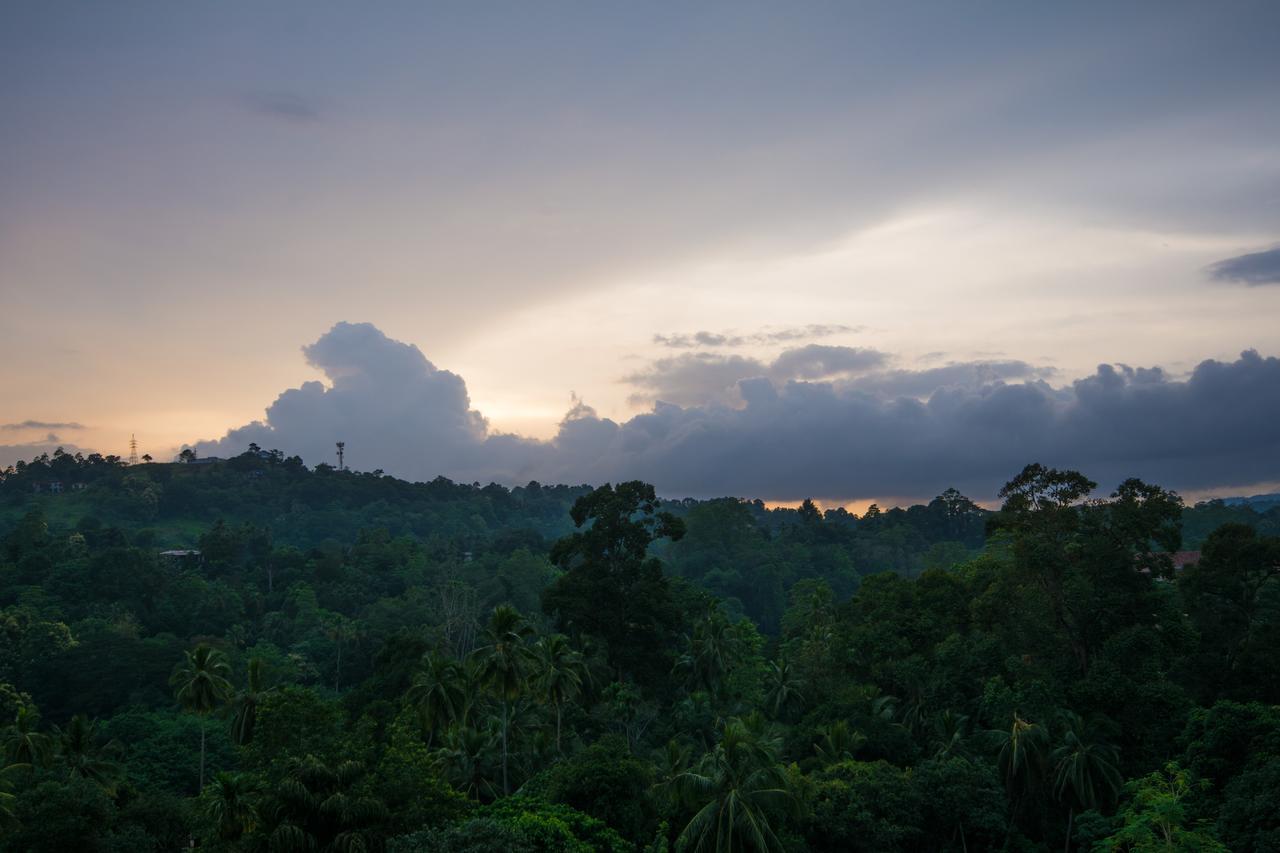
[1207,246,1280,286]
[653,325,859,349]
[196,323,1280,502]
[1,420,86,431]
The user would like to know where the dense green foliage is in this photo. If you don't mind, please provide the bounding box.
[2,449,1278,850]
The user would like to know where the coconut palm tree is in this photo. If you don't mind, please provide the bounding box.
[762,658,803,721]
[1052,711,1122,851]
[203,771,261,842]
[0,764,19,829]
[170,644,233,791]
[676,610,734,699]
[990,713,1049,799]
[813,719,866,765]
[473,604,536,795]
[929,710,971,759]
[229,657,274,746]
[988,712,1050,844]
[50,714,123,793]
[535,633,586,753]
[1,705,51,768]
[406,651,466,747]
[673,717,797,853]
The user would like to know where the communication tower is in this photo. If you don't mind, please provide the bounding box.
[129,434,139,466]
[336,441,345,471]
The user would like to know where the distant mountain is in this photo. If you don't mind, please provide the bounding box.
[1220,492,1280,510]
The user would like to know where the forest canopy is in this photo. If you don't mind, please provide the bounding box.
[1,449,1278,851]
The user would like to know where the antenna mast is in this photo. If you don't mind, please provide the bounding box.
[129,434,139,466]
[336,441,345,471]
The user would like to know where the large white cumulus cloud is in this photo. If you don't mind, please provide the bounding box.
[196,323,1280,501]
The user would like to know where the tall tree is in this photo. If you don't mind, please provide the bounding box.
[406,651,467,747]
[474,604,536,795]
[543,481,686,685]
[535,633,586,754]
[1051,711,1122,851]
[229,657,273,747]
[170,644,233,791]
[988,712,1049,838]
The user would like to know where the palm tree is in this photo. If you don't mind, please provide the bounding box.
[677,610,733,699]
[1052,711,1122,851]
[762,658,803,720]
[229,657,274,746]
[0,764,19,830]
[535,633,586,753]
[929,710,971,759]
[473,604,536,795]
[430,724,501,801]
[1,705,51,768]
[170,644,233,791]
[813,719,866,765]
[50,714,123,793]
[990,713,1048,798]
[988,712,1049,844]
[264,757,386,852]
[653,738,695,814]
[406,651,466,747]
[673,716,797,853]
[203,771,261,842]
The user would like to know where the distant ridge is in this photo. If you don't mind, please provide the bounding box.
[1218,492,1280,510]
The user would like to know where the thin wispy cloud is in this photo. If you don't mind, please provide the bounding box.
[653,324,861,349]
[1,420,86,431]
[243,91,322,124]
[1207,247,1280,286]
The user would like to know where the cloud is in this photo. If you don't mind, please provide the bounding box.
[771,345,887,380]
[623,345,887,406]
[196,322,487,471]
[1207,246,1280,286]
[653,324,860,349]
[842,361,1054,398]
[244,92,322,124]
[1,420,86,431]
[0,439,88,470]
[196,324,1280,502]
[623,353,769,407]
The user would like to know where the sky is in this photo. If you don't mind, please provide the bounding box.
[3,2,1279,506]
